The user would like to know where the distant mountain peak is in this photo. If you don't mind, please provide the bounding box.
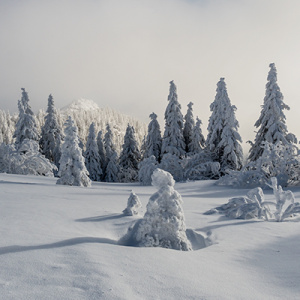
[62,99,100,112]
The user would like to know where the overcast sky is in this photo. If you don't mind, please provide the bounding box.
[1,0,300,149]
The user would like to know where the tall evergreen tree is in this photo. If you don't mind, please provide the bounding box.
[143,112,162,162]
[104,123,119,182]
[14,88,39,149]
[161,81,185,158]
[97,130,106,177]
[248,63,295,162]
[188,117,206,154]
[40,94,63,167]
[84,123,103,181]
[57,116,91,187]
[119,124,141,182]
[207,78,243,172]
[183,102,195,153]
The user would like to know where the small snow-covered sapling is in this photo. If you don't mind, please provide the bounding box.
[123,190,142,216]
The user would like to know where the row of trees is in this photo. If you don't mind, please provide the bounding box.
[0,63,298,187]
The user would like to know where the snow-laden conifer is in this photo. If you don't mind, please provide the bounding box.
[84,123,103,181]
[105,152,120,182]
[133,168,191,250]
[161,81,185,158]
[57,116,91,187]
[183,102,195,153]
[207,78,243,173]
[188,117,206,155]
[97,130,106,173]
[143,112,162,162]
[119,124,141,182]
[123,190,142,216]
[14,88,39,149]
[248,63,295,162]
[104,123,120,182]
[39,94,63,167]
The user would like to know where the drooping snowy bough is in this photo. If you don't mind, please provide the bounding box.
[205,177,300,222]
[123,169,192,250]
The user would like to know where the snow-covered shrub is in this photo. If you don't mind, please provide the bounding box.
[206,177,300,222]
[123,191,142,216]
[138,155,159,186]
[184,151,220,180]
[159,153,184,182]
[0,139,56,176]
[127,168,192,250]
[218,141,300,188]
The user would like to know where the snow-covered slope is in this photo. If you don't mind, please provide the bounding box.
[0,173,300,299]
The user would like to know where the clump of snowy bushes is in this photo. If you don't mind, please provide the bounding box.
[122,168,192,250]
[217,142,300,188]
[0,139,56,176]
[123,190,142,216]
[205,177,300,222]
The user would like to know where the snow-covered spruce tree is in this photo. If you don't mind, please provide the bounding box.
[138,155,159,185]
[14,88,39,149]
[183,102,196,154]
[123,190,142,216]
[104,123,120,182]
[56,116,91,187]
[131,168,192,250]
[161,81,186,159]
[97,130,106,176]
[206,78,243,173]
[143,112,162,162]
[248,63,296,162]
[84,123,103,181]
[105,152,120,182]
[119,124,141,182]
[188,117,206,155]
[39,94,63,167]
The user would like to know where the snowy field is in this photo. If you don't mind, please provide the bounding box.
[0,173,300,300]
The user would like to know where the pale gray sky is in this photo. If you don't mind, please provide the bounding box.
[1,0,300,148]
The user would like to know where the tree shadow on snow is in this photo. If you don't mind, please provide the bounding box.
[0,237,117,256]
[75,213,126,222]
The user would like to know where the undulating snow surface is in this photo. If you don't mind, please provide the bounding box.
[0,173,300,299]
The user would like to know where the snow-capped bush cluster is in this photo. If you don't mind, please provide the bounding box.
[0,63,299,188]
[205,177,300,222]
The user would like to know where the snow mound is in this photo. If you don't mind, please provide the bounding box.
[62,98,100,112]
